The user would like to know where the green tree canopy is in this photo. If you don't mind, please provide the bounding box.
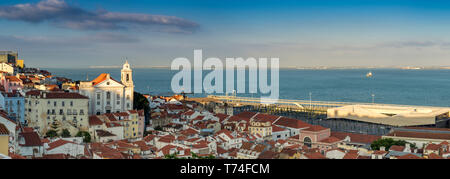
[133,92,150,115]
[76,131,91,143]
[61,129,71,138]
[46,130,58,138]
[370,138,416,150]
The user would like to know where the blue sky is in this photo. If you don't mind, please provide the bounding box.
[1,0,450,68]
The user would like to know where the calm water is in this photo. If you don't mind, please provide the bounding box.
[46,68,450,107]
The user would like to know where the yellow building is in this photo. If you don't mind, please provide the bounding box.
[25,90,89,136]
[0,123,10,156]
[16,59,24,68]
[248,119,272,138]
[113,112,140,139]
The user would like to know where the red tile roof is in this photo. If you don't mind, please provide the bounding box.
[26,90,88,99]
[89,116,104,126]
[397,153,422,159]
[234,111,257,119]
[158,135,175,143]
[425,143,441,151]
[0,123,9,135]
[427,153,443,159]
[253,113,280,122]
[96,130,116,137]
[343,152,359,159]
[272,125,287,132]
[180,128,198,136]
[303,152,326,159]
[91,73,119,86]
[386,128,450,140]
[273,117,311,129]
[331,132,381,144]
[215,113,229,123]
[47,139,75,151]
[389,145,405,152]
[5,76,21,82]
[319,137,341,143]
[19,132,42,146]
[303,125,328,132]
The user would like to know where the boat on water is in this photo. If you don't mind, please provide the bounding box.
[366,71,373,78]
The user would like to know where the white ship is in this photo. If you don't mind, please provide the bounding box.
[366,71,373,78]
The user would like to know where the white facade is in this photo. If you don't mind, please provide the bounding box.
[45,140,85,157]
[0,63,14,74]
[79,61,134,115]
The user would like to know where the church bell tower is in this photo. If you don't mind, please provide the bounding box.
[121,60,133,87]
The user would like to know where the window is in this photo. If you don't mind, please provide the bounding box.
[304,137,312,148]
[70,101,73,106]
[96,93,101,100]
[54,101,57,107]
[107,92,111,99]
[59,109,63,115]
[62,101,65,106]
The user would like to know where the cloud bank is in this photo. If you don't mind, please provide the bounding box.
[0,0,199,32]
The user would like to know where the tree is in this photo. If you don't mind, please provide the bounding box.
[133,91,150,115]
[46,130,58,138]
[154,126,162,131]
[164,154,178,159]
[190,152,215,159]
[61,129,71,138]
[76,131,91,143]
[370,138,416,150]
[134,91,151,130]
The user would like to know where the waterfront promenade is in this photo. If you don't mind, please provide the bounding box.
[205,95,450,111]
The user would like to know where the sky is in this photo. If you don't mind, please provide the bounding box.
[1,0,450,68]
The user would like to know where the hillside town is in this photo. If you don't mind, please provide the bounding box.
[0,51,449,159]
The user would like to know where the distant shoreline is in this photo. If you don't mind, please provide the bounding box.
[40,66,450,70]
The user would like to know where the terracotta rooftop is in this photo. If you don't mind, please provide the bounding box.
[303,125,328,132]
[253,113,280,122]
[386,128,450,140]
[47,139,76,151]
[96,130,116,137]
[19,132,42,146]
[273,117,311,129]
[234,111,257,119]
[397,153,422,159]
[257,150,280,159]
[26,90,88,99]
[0,123,9,135]
[319,137,342,143]
[89,116,104,126]
[303,152,326,159]
[331,131,381,144]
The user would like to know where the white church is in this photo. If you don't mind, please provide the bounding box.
[79,61,134,115]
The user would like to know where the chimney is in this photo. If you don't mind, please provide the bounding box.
[380,146,386,151]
